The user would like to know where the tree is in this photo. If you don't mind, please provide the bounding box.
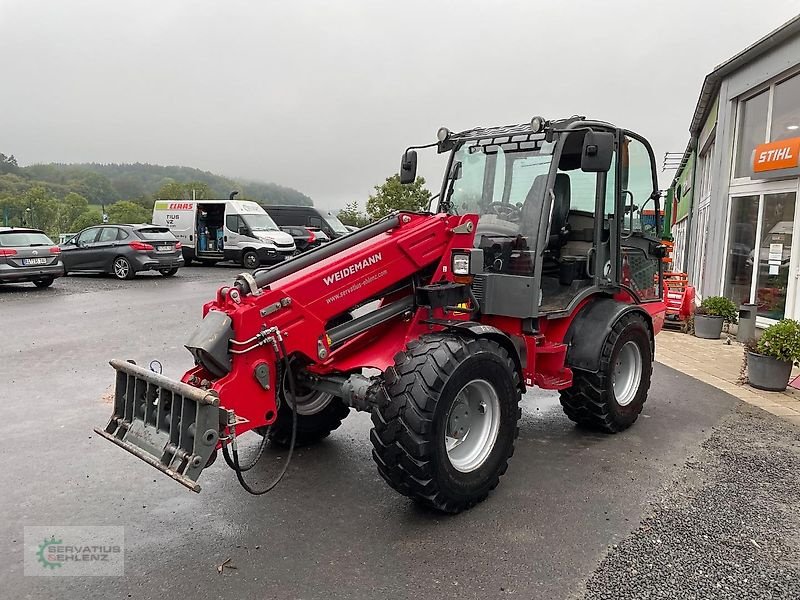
[366,175,432,221]
[156,180,212,200]
[56,192,90,234]
[107,200,151,224]
[70,208,103,232]
[0,153,20,175]
[68,172,118,205]
[337,200,370,227]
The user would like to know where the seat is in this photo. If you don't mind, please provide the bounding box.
[520,173,571,251]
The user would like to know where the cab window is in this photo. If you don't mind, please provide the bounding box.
[621,136,657,235]
[226,215,241,232]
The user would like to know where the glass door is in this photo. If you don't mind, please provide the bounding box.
[756,192,795,320]
[724,189,799,323]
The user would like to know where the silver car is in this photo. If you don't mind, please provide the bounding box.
[0,227,65,288]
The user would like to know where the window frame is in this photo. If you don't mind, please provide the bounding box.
[730,67,800,188]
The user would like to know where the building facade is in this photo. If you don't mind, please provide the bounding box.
[670,15,800,327]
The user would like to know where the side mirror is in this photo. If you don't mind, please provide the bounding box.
[399,150,418,184]
[581,131,614,173]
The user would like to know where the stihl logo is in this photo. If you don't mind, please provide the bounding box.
[168,202,194,210]
[323,253,382,286]
[758,147,794,162]
[753,137,800,172]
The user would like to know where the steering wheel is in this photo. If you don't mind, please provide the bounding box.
[486,202,521,222]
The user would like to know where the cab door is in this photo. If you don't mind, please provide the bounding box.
[618,132,663,302]
[225,213,248,250]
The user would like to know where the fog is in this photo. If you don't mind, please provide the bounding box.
[1,0,798,208]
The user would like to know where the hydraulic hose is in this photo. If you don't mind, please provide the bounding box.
[222,338,298,495]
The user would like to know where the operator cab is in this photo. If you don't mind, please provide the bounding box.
[401,117,664,318]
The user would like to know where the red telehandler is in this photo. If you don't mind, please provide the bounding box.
[96,116,667,513]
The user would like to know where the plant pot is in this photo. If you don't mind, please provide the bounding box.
[694,314,724,339]
[747,351,793,392]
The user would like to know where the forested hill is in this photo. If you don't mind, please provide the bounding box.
[0,157,313,206]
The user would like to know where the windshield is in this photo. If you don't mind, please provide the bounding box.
[446,140,555,237]
[242,213,279,232]
[323,212,349,235]
[0,231,54,246]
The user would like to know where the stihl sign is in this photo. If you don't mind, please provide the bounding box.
[753,137,800,173]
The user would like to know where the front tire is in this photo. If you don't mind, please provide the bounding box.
[559,312,653,433]
[242,250,259,269]
[112,256,135,280]
[371,334,521,513]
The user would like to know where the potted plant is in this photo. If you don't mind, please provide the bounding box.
[694,296,738,339]
[746,319,800,391]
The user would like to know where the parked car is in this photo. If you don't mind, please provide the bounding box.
[263,205,350,240]
[60,224,184,280]
[280,225,330,253]
[0,227,65,288]
[344,225,360,233]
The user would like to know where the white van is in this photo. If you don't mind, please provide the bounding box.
[152,199,296,268]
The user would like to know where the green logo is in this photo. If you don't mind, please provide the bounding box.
[36,537,63,570]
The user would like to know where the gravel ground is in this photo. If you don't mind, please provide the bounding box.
[584,404,800,600]
[0,264,236,301]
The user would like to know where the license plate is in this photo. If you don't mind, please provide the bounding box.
[156,246,173,253]
[23,258,48,266]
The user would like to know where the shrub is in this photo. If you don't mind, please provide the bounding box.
[698,296,738,323]
[756,319,800,363]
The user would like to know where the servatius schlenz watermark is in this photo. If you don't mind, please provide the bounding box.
[24,526,124,576]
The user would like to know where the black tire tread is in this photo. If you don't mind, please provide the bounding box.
[559,312,653,433]
[264,397,350,448]
[370,334,521,513]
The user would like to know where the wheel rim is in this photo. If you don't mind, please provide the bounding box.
[244,254,258,268]
[444,379,501,473]
[612,341,642,407]
[282,364,332,415]
[114,258,129,278]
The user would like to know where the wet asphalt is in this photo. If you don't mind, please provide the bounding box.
[0,267,794,599]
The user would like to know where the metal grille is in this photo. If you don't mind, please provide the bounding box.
[94,359,224,492]
[471,275,485,304]
[623,248,661,300]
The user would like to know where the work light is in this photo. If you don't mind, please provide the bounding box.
[452,252,470,275]
[437,127,451,142]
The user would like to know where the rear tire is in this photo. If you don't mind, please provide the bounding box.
[371,334,521,513]
[159,268,178,277]
[112,256,135,280]
[33,278,54,288]
[559,312,653,433]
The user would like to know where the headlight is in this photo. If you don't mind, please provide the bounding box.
[452,253,470,275]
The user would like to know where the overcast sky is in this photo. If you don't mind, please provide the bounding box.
[2,0,798,209]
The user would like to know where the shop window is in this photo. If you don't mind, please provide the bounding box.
[734,91,769,179]
[755,192,795,320]
[724,195,759,305]
[698,142,714,206]
[770,73,800,142]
